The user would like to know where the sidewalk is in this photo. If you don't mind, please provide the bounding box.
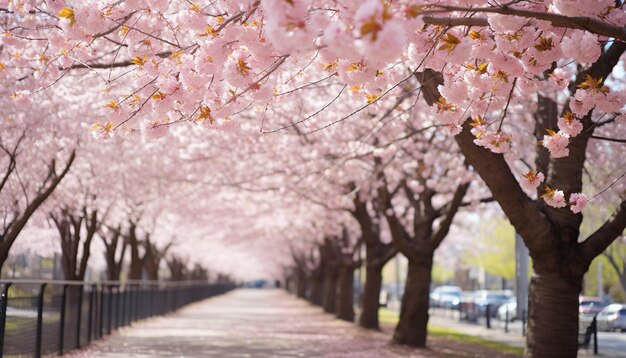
[66,289,430,357]
[428,309,622,358]
[66,289,620,357]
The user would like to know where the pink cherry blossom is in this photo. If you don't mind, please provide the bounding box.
[569,193,588,214]
[542,130,570,158]
[557,113,583,137]
[541,187,567,208]
[520,170,545,193]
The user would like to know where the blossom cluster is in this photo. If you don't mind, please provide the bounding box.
[1,0,624,215]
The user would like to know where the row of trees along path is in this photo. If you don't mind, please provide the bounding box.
[2,1,626,357]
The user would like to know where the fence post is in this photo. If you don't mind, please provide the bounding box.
[592,316,598,355]
[98,285,104,339]
[87,284,95,342]
[35,283,47,358]
[124,286,130,325]
[107,286,113,334]
[0,283,12,357]
[59,284,69,355]
[131,285,136,321]
[504,306,509,333]
[76,285,84,349]
[486,304,491,329]
[124,285,129,326]
[522,309,527,336]
[115,285,122,329]
[150,286,155,317]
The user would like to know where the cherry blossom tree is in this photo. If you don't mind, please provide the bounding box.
[0,123,75,273]
[3,1,626,356]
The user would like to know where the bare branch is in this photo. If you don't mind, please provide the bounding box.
[580,199,626,262]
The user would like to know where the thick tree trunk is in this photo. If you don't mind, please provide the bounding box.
[128,236,143,280]
[359,264,383,329]
[525,273,581,357]
[335,264,355,322]
[322,268,337,313]
[167,257,187,281]
[393,258,432,347]
[310,276,323,305]
[296,269,307,298]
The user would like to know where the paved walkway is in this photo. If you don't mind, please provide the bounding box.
[68,289,429,357]
[428,309,625,358]
[68,289,626,357]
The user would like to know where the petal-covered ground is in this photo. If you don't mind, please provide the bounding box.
[67,289,520,357]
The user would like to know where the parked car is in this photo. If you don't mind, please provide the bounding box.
[429,285,462,309]
[497,298,517,321]
[579,296,606,316]
[464,290,512,320]
[596,304,626,332]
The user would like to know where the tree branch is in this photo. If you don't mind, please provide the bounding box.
[0,150,75,257]
[423,6,626,41]
[580,199,626,262]
[455,121,553,254]
[431,182,470,248]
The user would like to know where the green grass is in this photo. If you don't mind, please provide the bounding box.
[428,325,524,356]
[378,308,524,356]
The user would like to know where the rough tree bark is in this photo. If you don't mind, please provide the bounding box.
[142,235,171,281]
[125,220,144,280]
[322,239,338,314]
[292,253,309,299]
[167,256,188,281]
[309,245,325,306]
[50,204,99,281]
[393,254,433,345]
[335,253,361,322]
[351,190,397,329]
[101,225,127,281]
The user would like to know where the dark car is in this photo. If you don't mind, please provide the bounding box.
[579,296,606,316]
[463,290,512,320]
[430,286,462,309]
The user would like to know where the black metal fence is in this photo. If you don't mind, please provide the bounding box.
[0,280,233,357]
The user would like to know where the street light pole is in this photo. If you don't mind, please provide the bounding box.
[515,233,529,320]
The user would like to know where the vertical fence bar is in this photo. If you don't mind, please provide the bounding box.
[124,287,129,326]
[107,286,113,334]
[115,286,121,329]
[99,285,105,338]
[129,285,135,323]
[0,283,12,358]
[59,284,69,355]
[592,316,598,355]
[35,283,47,358]
[87,284,95,343]
[149,286,155,317]
[76,285,84,349]
[137,285,142,320]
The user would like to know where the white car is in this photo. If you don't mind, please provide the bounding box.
[596,304,626,332]
[497,299,517,321]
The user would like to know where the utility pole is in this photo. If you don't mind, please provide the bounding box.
[515,233,529,319]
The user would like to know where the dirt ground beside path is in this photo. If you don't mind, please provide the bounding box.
[67,289,522,358]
